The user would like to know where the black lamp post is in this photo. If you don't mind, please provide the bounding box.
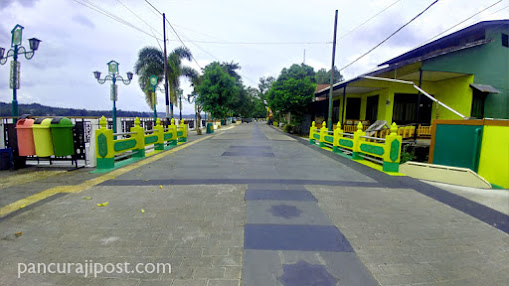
[0,24,41,121]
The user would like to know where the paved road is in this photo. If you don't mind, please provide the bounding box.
[0,122,508,285]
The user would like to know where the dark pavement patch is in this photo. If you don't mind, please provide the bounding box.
[245,190,317,201]
[244,224,353,252]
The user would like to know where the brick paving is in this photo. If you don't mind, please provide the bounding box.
[0,122,508,285]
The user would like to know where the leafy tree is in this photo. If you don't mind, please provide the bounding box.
[134,46,195,117]
[197,62,238,119]
[267,64,316,123]
[315,66,344,84]
[258,76,275,102]
[220,62,242,82]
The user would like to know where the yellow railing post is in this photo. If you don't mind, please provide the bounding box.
[180,118,187,142]
[333,121,343,153]
[131,117,145,158]
[95,116,114,169]
[352,122,364,160]
[154,118,165,151]
[309,121,316,143]
[168,118,177,146]
[319,121,327,147]
[383,122,402,172]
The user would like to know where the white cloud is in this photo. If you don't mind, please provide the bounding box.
[0,0,508,115]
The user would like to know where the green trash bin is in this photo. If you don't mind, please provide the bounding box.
[32,118,54,157]
[50,117,75,156]
[206,122,214,134]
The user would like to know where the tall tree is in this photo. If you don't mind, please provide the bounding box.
[134,46,195,117]
[315,66,344,84]
[197,62,238,119]
[258,76,275,101]
[133,47,165,110]
[267,64,316,123]
[186,68,203,134]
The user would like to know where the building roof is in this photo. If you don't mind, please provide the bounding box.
[379,20,509,66]
[315,84,330,92]
[315,20,509,97]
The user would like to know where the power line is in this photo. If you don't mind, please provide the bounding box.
[144,0,162,15]
[490,3,509,14]
[144,0,203,69]
[114,0,164,50]
[115,0,163,37]
[143,0,265,85]
[72,0,162,41]
[339,0,440,71]
[165,18,203,70]
[338,0,402,42]
[420,0,504,45]
[178,40,331,45]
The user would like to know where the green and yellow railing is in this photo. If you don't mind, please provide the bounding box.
[95,116,187,169]
[309,121,402,172]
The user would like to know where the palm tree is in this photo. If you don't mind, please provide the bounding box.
[134,47,164,110]
[184,68,202,134]
[134,46,195,117]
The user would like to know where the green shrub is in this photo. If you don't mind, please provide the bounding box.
[283,124,294,133]
[400,145,416,163]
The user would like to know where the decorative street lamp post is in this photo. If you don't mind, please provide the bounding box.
[93,60,133,133]
[0,24,42,121]
[149,75,158,121]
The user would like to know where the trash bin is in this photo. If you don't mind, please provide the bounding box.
[50,117,75,156]
[16,118,36,156]
[32,118,54,157]
[206,122,214,134]
[0,148,13,170]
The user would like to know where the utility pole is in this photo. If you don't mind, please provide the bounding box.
[163,13,170,123]
[327,10,338,131]
[303,49,306,64]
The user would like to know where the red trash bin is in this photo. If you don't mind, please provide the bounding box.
[16,118,36,156]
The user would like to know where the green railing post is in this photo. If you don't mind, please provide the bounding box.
[382,122,402,172]
[95,116,115,169]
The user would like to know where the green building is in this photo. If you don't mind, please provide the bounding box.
[315,20,509,125]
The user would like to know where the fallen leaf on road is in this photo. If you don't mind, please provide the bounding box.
[141,209,145,213]
[159,185,163,189]
[83,197,92,200]
[14,232,22,237]
[97,202,109,207]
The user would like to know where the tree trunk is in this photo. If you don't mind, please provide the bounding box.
[196,113,202,135]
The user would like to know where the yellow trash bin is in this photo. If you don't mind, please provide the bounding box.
[32,118,54,157]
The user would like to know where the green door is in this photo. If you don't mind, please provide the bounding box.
[432,124,483,172]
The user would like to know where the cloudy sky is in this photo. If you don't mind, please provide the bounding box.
[0,0,508,116]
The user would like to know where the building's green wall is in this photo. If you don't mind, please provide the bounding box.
[422,26,509,119]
